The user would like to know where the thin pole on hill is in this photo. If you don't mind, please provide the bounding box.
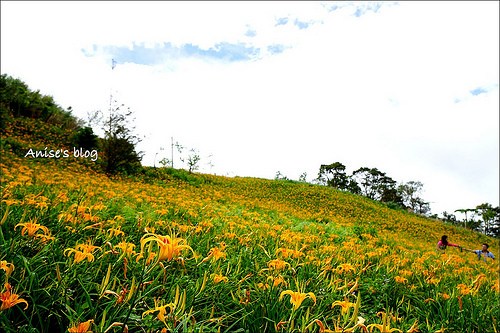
[171,136,174,168]
[108,59,117,137]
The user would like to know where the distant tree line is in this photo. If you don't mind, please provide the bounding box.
[316,162,430,214]
[316,162,499,238]
[0,73,141,175]
[443,204,499,238]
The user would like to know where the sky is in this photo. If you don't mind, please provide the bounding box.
[1,1,499,217]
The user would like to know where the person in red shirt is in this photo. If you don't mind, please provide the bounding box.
[436,235,461,252]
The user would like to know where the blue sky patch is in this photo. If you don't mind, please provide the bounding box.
[245,28,257,37]
[187,42,260,62]
[470,87,487,96]
[82,42,260,65]
[354,3,383,17]
[294,19,310,29]
[275,17,289,26]
[267,44,286,55]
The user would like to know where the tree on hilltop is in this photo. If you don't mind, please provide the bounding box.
[92,101,143,174]
[317,162,359,192]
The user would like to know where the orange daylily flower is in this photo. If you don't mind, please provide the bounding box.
[107,227,125,238]
[456,283,471,295]
[366,311,402,333]
[332,298,356,315]
[213,274,228,284]
[15,221,50,238]
[267,259,290,271]
[0,283,28,311]
[406,320,419,333]
[68,319,93,333]
[268,275,287,288]
[114,242,137,257]
[0,261,15,278]
[139,232,193,262]
[394,276,408,284]
[337,263,356,275]
[142,298,175,325]
[64,242,101,264]
[279,289,316,310]
[202,244,227,263]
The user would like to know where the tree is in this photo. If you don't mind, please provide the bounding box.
[454,208,477,230]
[412,197,431,215]
[376,174,403,205]
[317,162,349,189]
[100,102,143,174]
[71,126,98,150]
[184,148,201,173]
[397,181,426,213]
[351,167,389,200]
[298,172,308,183]
[0,74,30,118]
[442,211,459,224]
[490,208,500,238]
[475,203,499,236]
[275,171,290,181]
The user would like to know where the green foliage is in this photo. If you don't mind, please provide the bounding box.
[99,103,143,175]
[317,162,351,190]
[71,126,99,151]
[161,167,211,186]
[0,74,81,131]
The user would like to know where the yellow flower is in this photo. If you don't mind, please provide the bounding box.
[456,283,471,295]
[366,311,402,332]
[257,282,269,290]
[0,283,28,311]
[406,320,419,333]
[427,277,441,285]
[68,319,93,333]
[267,259,290,271]
[0,261,15,279]
[64,242,101,264]
[471,274,486,293]
[276,247,304,259]
[314,319,338,333]
[267,275,286,288]
[213,274,228,284]
[331,298,356,315]
[142,298,175,325]
[2,199,19,206]
[14,221,49,238]
[201,244,227,263]
[139,232,193,262]
[440,293,450,300]
[337,263,355,275]
[279,289,316,310]
[394,276,408,284]
[107,227,125,238]
[492,279,500,293]
[114,242,136,257]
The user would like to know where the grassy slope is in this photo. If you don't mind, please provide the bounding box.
[1,117,499,332]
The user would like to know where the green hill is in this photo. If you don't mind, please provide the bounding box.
[1,74,498,332]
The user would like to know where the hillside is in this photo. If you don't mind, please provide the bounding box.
[1,105,499,332]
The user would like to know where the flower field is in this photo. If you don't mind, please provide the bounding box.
[1,120,499,332]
